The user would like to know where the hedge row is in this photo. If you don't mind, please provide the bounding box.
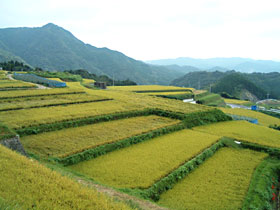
[240,141,280,156]
[242,157,280,210]
[52,123,185,166]
[0,123,17,141]
[142,140,225,201]
[0,98,113,112]
[182,109,232,128]
[156,93,194,100]
[0,91,85,100]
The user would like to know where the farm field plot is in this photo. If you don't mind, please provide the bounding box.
[0,81,36,88]
[0,88,84,99]
[158,148,267,210]
[0,145,130,210]
[224,98,250,105]
[0,93,108,111]
[220,107,280,127]
[68,130,221,189]
[139,91,192,96]
[0,99,143,129]
[108,85,193,92]
[193,121,280,148]
[84,88,211,114]
[22,115,180,158]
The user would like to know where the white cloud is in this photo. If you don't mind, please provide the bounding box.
[1,0,280,60]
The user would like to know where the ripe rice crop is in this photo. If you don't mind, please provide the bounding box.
[68,130,221,189]
[193,121,280,148]
[139,91,192,96]
[0,88,84,99]
[0,93,108,111]
[108,85,193,92]
[0,145,131,210]
[224,98,250,105]
[0,100,143,129]
[158,148,267,210]
[22,115,180,158]
[220,107,280,127]
[0,81,36,88]
[84,88,211,115]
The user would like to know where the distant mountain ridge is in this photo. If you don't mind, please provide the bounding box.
[171,71,280,100]
[0,23,188,85]
[146,57,280,73]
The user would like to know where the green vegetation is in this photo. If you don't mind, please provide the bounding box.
[212,73,267,100]
[0,123,16,141]
[66,69,137,86]
[0,60,32,71]
[171,71,280,99]
[31,69,83,82]
[195,92,226,107]
[158,148,267,210]
[242,157,280,210]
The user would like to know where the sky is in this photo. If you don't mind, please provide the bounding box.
[1,0,280,61]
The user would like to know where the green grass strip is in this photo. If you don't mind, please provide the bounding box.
[242,157,280,210]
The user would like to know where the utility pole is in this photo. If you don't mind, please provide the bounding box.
[267,93,269,99]
[209,84,212,93]
[113,71,115,86]
[198,80,201,90]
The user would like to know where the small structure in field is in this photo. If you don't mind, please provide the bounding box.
[94,82,106,89]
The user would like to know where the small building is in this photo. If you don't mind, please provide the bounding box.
[94,82,106,89]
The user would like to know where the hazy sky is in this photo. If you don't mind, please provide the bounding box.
[1,0,280,61]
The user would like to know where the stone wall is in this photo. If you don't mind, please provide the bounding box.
[0,135,27,156]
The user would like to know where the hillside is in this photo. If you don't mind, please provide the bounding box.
[146,57,280,73]
[211,73,267,101]
[0,23,184,85]
[171,71,280,99]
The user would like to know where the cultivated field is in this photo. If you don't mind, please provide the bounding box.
[220,107,280,126]
[158,148,267,210]
[69,129,221,188]
[22,115,180,158]
[194,121,280,148]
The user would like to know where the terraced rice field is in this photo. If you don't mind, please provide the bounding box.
[0,145,130,210]
[0,81,36,88]
[69,130,221,189]
[139,91,192,96]
[0,93,108,111]
[220,107,280,127]
[0,100,143,129]
[193,121,280,148]
[22,115,180,158]
[158,148,267,210]
[224,98,250,105]
[0,88,84,99]
[108,85,193,92]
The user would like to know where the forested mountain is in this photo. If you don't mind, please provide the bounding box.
[171,71,280,100]
[0,23,184,85]
[147,57,280,73]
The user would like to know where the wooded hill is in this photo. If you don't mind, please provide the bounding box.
[171,71,280,100]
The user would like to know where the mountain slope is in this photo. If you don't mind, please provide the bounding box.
[171,71,280,99]
[0,23,183,85]
[211,73,267,101]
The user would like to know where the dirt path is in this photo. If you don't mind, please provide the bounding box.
[75,177,169,210]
